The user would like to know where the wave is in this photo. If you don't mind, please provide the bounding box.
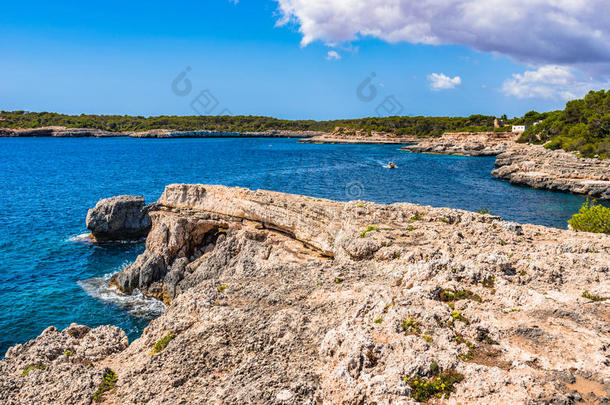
[78,270,166,319]
[67,232,94,243]
[67,232,145,244]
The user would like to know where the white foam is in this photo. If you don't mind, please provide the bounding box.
[67,232,94,243]
[67,232,145,244]
[78,270,166,319]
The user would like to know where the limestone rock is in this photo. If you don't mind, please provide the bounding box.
[403,132,519,156]
[3,185,610,404]
[493,145,610,199]
[0,324,127,405]
[86,195,152,241]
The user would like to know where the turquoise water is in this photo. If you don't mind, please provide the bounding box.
[0,137,590,354]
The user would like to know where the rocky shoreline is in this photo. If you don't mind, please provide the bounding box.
[0,126,323,138]
[492,145,610,200]
[300,127,418,144]
[402,132,519,156]
[2,184,609,404]
[398,132,610,200]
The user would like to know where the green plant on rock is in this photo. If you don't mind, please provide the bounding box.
[151,333,175,354]
[374,317,383,324]
[217,284,228,293]
[401,316,422,335]
[360,225,379,238]
[455,335,476,361]
[476,207,491,214]
[21,364,46,377]
[582,290,609,302]
[451,311,469,324]
[439,289,482,303]
[64,350,72,356]
[93,369,118,403]
[568,200,610,234]
[404,370,465,402]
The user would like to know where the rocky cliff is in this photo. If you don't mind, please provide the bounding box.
[493,145,610,200]
[2,184,609,404]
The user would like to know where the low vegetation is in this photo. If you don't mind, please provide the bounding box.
[451,311,469,324]
[568,200,610,234]
[360,225,379,238]
[93,369,118,403]
[405,370,465,402]
[439,289,482,303]
[401,317,422,335]
[151,333,175,354]
[582,290,609,302]
[21,364,46,377]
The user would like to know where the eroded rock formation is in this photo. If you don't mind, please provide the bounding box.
[86,195,151,242]
[493,145,610,200]
[2,184,610,404]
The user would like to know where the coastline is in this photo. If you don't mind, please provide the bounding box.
[3,127,609,200]
[397,132,610,200]
[0,126,324,139]
[2,184,608,404]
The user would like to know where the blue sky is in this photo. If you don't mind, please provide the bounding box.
[1,0,607,120]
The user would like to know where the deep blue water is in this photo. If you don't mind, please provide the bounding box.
[0,137,591,354]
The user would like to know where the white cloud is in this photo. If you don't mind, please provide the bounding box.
[501,65,609,100]
[428,73,461,90]
[274,0,610,70]
[325,50,341,60]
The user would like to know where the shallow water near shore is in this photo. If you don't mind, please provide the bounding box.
[0,137,594,354]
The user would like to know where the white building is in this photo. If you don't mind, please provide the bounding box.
[512,125,527,133]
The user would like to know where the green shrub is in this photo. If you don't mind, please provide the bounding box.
[151,333,175,354]
[405,370,465,402]
[568,200,610,234]
[93,369,118,402]
[401,316,422,335]
[439,289,482,303]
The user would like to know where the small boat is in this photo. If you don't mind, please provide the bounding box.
[387,161,397,169]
